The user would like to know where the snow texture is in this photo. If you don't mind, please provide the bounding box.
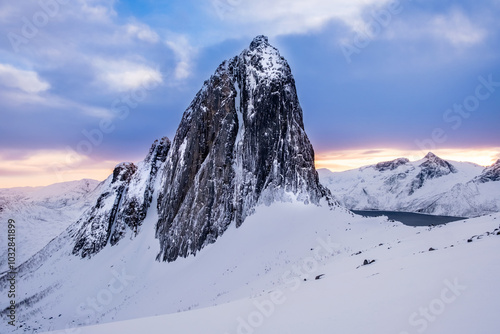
[319,153,500,217]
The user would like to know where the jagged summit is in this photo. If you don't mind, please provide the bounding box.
[68,36,333,262]
[155,36,333,262]
[249,35,269,49]
[418,152,457,173]
[423,152,438,160]
[410,152,457,195]
[72,137,170,258]
[237,35,288,86]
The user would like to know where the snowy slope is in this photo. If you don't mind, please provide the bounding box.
[0,179,99,272]
[22,201,500,334]
[319,153,500,217]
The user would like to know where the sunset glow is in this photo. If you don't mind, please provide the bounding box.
[315,147,500,172]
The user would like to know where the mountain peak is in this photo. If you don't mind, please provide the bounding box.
[424,152,439,160]
[409,152,457,195]
[238,35,286,84]
[68,36,333,263]
[155,36,333,262]
[249,35,269,50]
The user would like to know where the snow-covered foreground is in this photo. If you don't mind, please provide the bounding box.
[9,198,497,334]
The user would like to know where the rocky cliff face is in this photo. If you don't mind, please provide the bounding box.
[155,35,333,262]
[72,137,170,258]
[70,36,333,261]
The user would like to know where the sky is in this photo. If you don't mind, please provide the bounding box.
[0,0,499,188]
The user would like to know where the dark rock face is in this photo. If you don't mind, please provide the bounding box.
[70,36,333,262]
[72,138,170,258]
[409,152,457,195]
[375,158,409,172]
[475,160,500,183]
[155,35,333,262]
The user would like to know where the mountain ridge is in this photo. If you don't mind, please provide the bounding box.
[319,152,500,217]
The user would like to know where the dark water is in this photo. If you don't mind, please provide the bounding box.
[352,210,467,227]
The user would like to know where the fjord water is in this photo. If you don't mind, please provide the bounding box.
[352,210,467,226]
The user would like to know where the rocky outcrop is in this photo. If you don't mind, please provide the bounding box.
[70,36,333,262]
[155,35,333,262]
[375,158,409,172]
[72,138,170,258]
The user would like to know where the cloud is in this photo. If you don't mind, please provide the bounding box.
[0,64,50,93]
[74,0,117,22]
[430,9,486,46]
[165,35,197,80]
[0,87,113,119]
[0,148,116,188]
[382,8,487,48]
[92,59,163,92]
[125,23,160,43]
[208,0,393,37]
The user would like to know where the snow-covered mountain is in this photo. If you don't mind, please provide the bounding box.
[155,35,333,262]
[0,179,99,271]
[0,36,336,332]
[1,36,499,334]
[319,153,500,217]
[67,35,333,263]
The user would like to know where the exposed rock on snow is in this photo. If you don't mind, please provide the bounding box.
[375,158,409,172]
[69,36,333,262]
[320,152,500,217]
[409,152,458,195]
[72,138,170,258]
[155,35,333,262]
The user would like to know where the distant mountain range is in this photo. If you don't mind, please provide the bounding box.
[319,152,500,217]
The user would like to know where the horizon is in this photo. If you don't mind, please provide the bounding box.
[1,147,498,189]
[1,0,499,188]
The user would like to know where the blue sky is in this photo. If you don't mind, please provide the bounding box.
[1,0,499,187]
